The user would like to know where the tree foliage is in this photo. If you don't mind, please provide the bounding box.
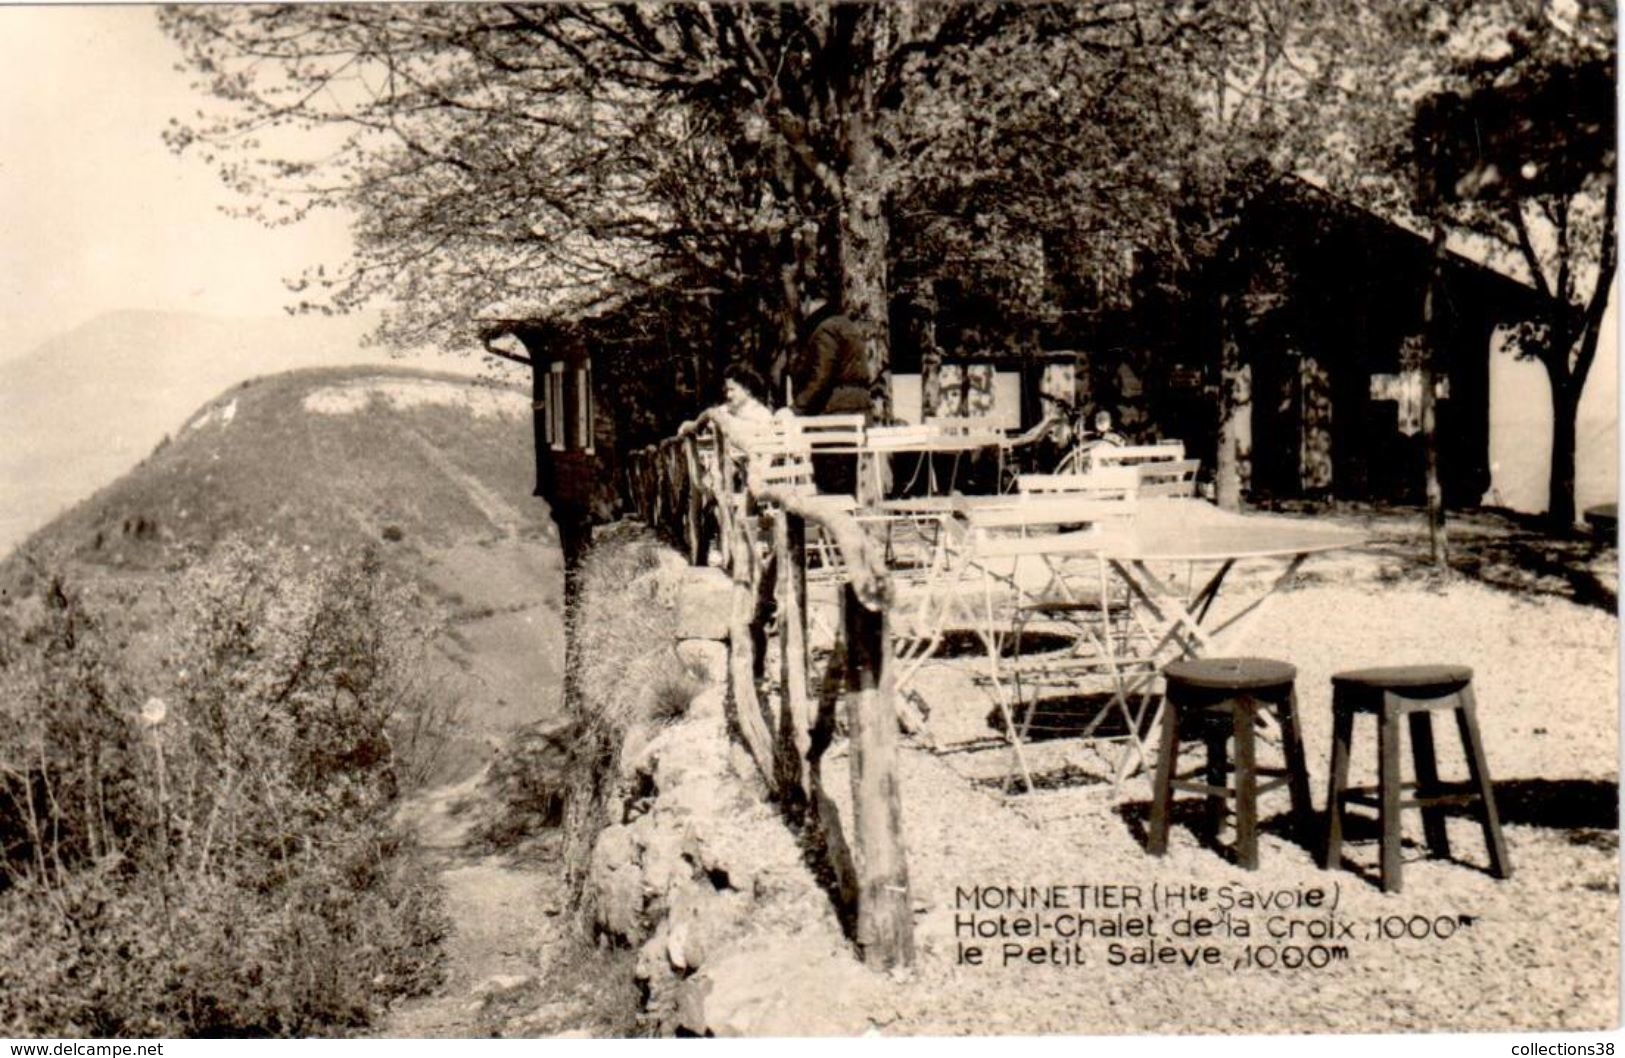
[0,542,450,1035]
[1153,0,1615,520]
[1315,0,1615,526]
[163,5,1231,371]
[164,2,1613,517]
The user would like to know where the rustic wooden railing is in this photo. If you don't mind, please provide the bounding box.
[624,413,914,970]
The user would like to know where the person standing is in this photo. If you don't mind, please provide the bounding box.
[781,297,873,494]
[784,298,871,418]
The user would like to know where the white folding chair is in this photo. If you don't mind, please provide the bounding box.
[1016,464,1142,500]
[1091,441,1186,469]
[892,493,1150,792]
[1053,438,1182,476]
[1134,458,1201,498]
[781,413,865,461]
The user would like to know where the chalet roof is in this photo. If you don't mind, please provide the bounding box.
[1245,177,1567,318]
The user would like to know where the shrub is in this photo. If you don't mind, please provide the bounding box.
[0,540,451,1036]
[479,720,578,851]
[573,536,694,738]
[556,532,700,917]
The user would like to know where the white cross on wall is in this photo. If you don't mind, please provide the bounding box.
[1370,369,1451,437]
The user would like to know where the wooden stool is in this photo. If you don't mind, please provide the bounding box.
[1323,665,1512,893]
[1148,657,1313,870]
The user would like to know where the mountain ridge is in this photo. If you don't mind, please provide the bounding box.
[0,308,508,555]
[7,363,546,568]
[2,362,563,789]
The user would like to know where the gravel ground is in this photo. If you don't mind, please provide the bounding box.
[827,521,1618,1035]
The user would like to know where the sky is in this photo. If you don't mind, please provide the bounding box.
[0,5,356,360]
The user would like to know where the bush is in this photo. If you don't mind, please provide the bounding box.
[479,720,578,851]
[556,533,700,918]
[0,540,450,1036]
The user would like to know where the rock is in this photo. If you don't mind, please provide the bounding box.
[636,927,674,985]
[728,741,769,797]
[665,884,750,973]
[595,864,647,943]
[619,722,657,782]
[472,974,535,997]
[660,764,733,821]
[634,719,731,806]
[593,822,638,866]
[673,974,714,1035]
[637,824,690,906]
[676,639,729,685]
[589,823,649,943]
[670,938,883,1037]
[675,568,732,641]
[666,920,693,972]
[687,685,727,723]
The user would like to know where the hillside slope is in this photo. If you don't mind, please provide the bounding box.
[0,309,508,554]
[22,365,544,562]
[6,364,564,784]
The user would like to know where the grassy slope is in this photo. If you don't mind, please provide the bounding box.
[8,364,550,572]
[0,309,503,554]
[3,364,565,786]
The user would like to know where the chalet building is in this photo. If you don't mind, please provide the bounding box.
[1216,180,1563,506]
[481,318,622,552]
[496,180,1567,521]
[487,292,728,546]
[888,178,1570,506]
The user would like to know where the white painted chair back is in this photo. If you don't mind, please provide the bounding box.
[783,413,866,454]
[1091,441,1186,468]
[863,423,936,450]
[1134,458,1200,498]
[1016,465,1141,500]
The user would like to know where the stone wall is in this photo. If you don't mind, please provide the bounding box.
[582,564,884,1036]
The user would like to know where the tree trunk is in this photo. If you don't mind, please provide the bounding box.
[829,8,894,423]
[774,511,811,806]
[1547,377,1580,529]
[1215,290,1252,511]
[838,117,891,423]
[1421,221,1449,569]
[558,512,593,718]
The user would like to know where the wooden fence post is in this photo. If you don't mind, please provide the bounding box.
[634,449,654,523]
[774,510,812,802]
[713,432,735,575]
[661,440,680,540]
[631,452,644,522]
[649,444,666,530]
[682,433,707,565]
[843,583,914,970]
[727,496,775,785]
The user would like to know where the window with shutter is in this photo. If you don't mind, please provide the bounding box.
[548,363,566,451]
[576,363,594,453]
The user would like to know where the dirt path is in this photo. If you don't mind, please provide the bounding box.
[374,526,622,1039]
[381,774,586,1039]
